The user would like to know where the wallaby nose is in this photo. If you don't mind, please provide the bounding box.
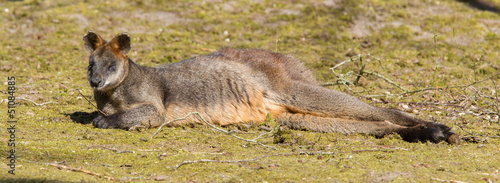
[90,77,102,88]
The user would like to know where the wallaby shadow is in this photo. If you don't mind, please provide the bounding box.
[65,111,99,125]
[458,0,500,13]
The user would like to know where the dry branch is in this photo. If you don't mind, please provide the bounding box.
[325,54,500,125]
[326,54,407,92]
[490,78,500,123]
[19,158,115,180]
[152,112,278,149]
[325,54,500,99]
[99,146,135,153]
[169,144,409,170]
[372,101,464,108]
[18,97,57,106]
[76,89,108,116]
[170,155,273,170]
[362,71,500,98]
[151,112,198,139]
[170,152,335,170]
[430,177,467,183]
[49,163,115,180]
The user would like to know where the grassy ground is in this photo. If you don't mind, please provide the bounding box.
[1,0,499,182]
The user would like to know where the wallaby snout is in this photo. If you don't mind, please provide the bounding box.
[89,76,102,89]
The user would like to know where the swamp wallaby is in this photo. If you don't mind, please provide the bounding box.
[83,31,460,144]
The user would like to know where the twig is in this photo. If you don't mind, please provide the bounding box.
[128,124,147,131]
[197,113,278,149]
[170,152,335,170]
[362,70,407,92]
[298,151,337,155]
[76,89,107,116]
[99,146,135,153]
[152,112,277,149]
[19,158,117,180]
[199,47,217,52]
[322,145,409,151]
[430,177,467,183]
[374,145,408,151]
[371,101,464,108]
[328,54,500,100]
[49,163,115,181]
[490,78,500,123]
[151,112,200,139]
[310,135,322,149]
[362,72,500,98]
[328,54,406,92]
[18,158,56,165]
[328,55,360,88]
[18,97,57,106]
[171,155,272,170]
[340,149,401,153]
[252,124,280,141]
[353,59,365,85]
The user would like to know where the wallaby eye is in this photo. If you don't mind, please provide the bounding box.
[108,63,116,72]
[88,58,94,70]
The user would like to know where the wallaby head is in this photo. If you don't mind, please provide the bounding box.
[83,31,131,91]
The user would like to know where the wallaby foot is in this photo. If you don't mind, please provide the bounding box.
[397,122,459,144]
[92,115,125,129]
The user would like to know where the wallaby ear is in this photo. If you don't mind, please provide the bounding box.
[109,33,131,55]
[83,31,106,53]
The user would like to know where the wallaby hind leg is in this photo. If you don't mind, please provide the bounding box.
[279,113,460,144]
[279,82,459,144]
[282,82,417,124]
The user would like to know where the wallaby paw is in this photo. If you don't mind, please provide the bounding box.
[400,123,459,144]
[428,122,461,145]
[418,123,446,143]
[92,115,114,129]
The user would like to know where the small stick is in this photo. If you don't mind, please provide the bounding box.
[151,112,200,139]
[18,97,57,106]
[171,156,270,170]
[363,72,500,98]
[152,112,277,149]
[76,89,107,116]
[251,124,280,141]
[371,101,464,108]
[430,177,467,183]
[170,152,335,170]
[362,70,407,92]
[196,112,277,149]
[100,146,135,153]
[490,78,500,123]
[49,163,115,180]
[329,54,405,93]
[199,47,217,52]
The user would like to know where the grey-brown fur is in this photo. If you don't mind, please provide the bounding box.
[83,31,460,144]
